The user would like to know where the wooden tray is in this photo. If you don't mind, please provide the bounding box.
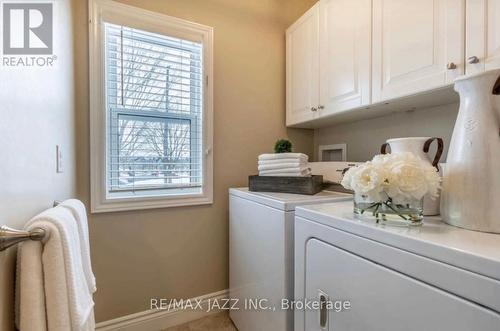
[248,175,323,195]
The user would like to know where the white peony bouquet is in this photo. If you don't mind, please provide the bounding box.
[341,152,441,205]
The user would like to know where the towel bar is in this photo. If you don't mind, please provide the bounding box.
[0,200,60,251]
[0,226,46,251]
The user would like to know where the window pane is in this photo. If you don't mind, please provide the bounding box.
[109,115,200,191]
[105,23,203,194]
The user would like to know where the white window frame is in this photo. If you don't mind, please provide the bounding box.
[89,0,213,213]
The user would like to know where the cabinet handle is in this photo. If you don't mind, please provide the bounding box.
[318,105,325,110]
[311,107,318,112]
[446,62,457,70]
[319,292,328,329]
[467,56,480,64]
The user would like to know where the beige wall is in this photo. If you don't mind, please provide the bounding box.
[0,0,77,329]
[314,103,459,162]
[73,0,316,322]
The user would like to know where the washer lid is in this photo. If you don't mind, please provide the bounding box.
[229,187,352,211]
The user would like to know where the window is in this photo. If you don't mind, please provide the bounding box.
[90,0,213,212]
[105,24,203,193]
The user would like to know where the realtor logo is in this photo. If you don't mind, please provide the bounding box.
[2,3,53,55]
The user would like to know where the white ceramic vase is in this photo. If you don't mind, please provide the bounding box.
[441,69,500,233]
[381,137,444,216]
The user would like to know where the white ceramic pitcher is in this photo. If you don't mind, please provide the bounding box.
[381,137,444,216]
[441,69,500,233]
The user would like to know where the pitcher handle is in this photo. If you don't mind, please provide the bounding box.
[493,75,500,95]
[423,137,444,171]
[380,143,390,154]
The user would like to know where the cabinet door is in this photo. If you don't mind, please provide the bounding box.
[466,0,500,74]
[286,3,320,126]
[319,0,371,116]
[304,239,500,331]
[372,0,465,102]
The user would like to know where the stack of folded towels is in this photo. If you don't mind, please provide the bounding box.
[258,153,311,177]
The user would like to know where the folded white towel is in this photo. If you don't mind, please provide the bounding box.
[16,206,95,331]
[260,166,310,174]
[259,169,312,177]
[259,167,312,177]
[258,158,308,165]
[258,153,308,162]
[258,162,305,171]
[60,199,97,294]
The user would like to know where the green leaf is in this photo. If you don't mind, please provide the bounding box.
[274,139,292,153]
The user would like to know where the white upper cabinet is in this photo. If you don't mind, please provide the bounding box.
[319,0,372,116]
[285,0,500,127]
[466,0,500,74]
[286,3,320,126]
[372,0,465,102]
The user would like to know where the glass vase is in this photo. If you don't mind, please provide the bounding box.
[353,192,424,226]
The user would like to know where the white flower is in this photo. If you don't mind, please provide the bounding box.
[350,163,386,201]
[386,153,440,203]
[422,162,441,199]
[371,154,393,168]
[342,152,441,203]
[387,161,427,201]
[340,166,357,190]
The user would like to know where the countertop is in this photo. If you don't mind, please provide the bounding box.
[296,200,500,281]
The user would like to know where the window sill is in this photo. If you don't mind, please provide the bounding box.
[91,193,213,213]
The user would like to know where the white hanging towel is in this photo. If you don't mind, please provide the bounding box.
[258,153,309,162]
[16,206,95,331]
[60,199,97,294]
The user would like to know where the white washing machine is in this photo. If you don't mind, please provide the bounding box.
[229,188,351,331]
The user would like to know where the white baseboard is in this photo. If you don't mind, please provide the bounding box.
[96,289,229,331]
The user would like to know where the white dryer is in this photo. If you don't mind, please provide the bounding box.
[229,188,351,331]
[295,200,500,331]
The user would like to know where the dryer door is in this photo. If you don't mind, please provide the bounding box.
[304,238,500,331]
